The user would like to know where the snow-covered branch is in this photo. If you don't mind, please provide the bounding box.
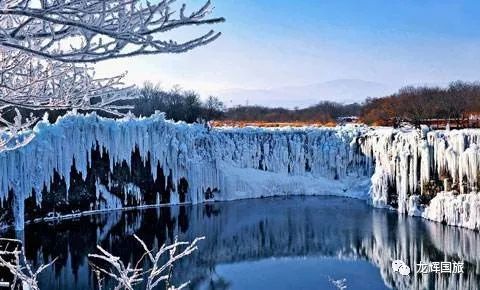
[0,107,37,150]
[89,234,205,290]
[0,50,138,114]
[0,0,225,63]
[0,238,56,290]
[0,235,204,290]
[0,50,138,145]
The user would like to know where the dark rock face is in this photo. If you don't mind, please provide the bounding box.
[0,190,15,229]
[23,144,189,224]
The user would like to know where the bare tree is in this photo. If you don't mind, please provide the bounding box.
[0,238,56,290]
[0,0,225,63]
[203,96,224,121]
[89,234,205,290]
[0,50,136,115]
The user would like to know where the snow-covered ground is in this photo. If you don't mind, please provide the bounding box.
[1,112,480,230]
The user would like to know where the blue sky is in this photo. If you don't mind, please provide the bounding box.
[96,0,480,105]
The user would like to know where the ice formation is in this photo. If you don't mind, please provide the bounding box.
[1,112,480,230]
[0,112,369,230]
[361,127,480,230]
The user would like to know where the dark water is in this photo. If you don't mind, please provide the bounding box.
[2,196,480,290]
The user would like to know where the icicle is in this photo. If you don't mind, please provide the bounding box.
[3,112,480,231]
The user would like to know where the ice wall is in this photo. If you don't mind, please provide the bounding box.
[361,127,480,230]
[2,112,480,231]
[0,112,370,230]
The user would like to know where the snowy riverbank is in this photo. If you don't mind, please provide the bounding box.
[1,112,480,230]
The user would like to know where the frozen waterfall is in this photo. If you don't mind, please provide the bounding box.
[0,112,369,230]
[1,112,480,230]
[362,127,480,230]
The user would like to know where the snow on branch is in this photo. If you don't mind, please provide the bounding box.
[89,235,205,290]
[0,235,204,290]
[0,107,37,150]
[0,238,57,290]
[0,49,137,113]
[0,49,138,143]
[0,0,225,63]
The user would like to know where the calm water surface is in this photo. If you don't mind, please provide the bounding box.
[2,196,480,290]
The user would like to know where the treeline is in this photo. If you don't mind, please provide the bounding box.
[5,81,479,128]
[129,82,225,122]
[362,81,480,126]
[127,84,361,124]
[128,83,362,124]
[130,81,480,127]
[224,102,361,123]
[222,81,480,127]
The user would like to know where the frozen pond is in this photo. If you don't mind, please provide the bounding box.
[2,196,480,290]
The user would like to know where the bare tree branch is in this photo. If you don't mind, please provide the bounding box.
[0,0,225,63]
[89,235,205,290]
[0,238,57,290]
[0,50,138,108]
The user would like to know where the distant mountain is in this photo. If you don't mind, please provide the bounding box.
[215,79,397,108]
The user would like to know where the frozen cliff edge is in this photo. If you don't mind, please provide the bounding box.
[363,127,480,230]
[1,112,480,231]
[0,112,370,230]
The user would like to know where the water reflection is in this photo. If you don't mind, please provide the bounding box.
[2,196,480,290]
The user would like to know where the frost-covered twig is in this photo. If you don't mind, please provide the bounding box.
[0,50,138,120]
[0,108,37,134]
[0,108,37,150]
[88,235,205,290]
[0,49,137,138]
[0,238,57,290]
[90,263,105,290]
[0,0,225,63]
[89,245,143,290]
